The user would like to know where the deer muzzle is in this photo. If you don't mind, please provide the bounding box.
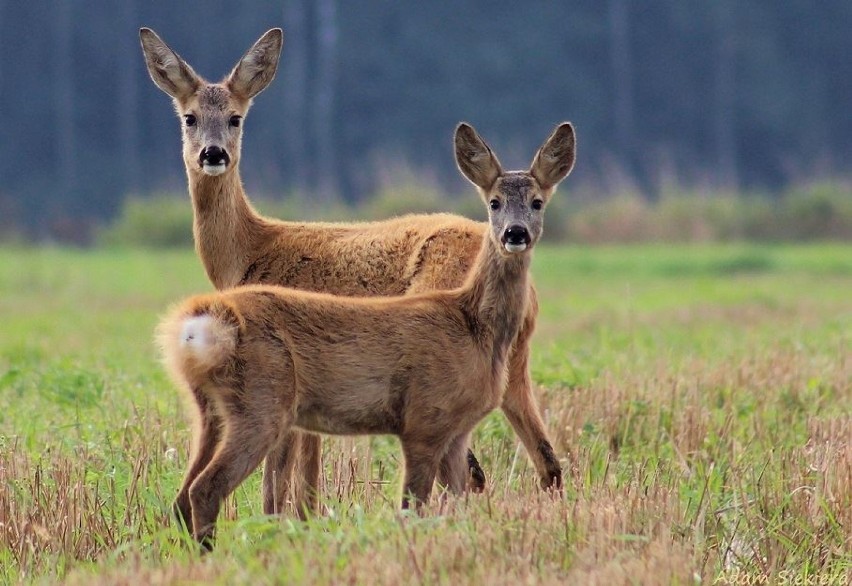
[502,224,531,253]
[199,146,231,175]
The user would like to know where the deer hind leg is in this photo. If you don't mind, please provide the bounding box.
[189,393,289,549]
[501,297,563,490]
[262,430,302,516]
[174,388,222,531]
[262,431,322,519]
[295,433,322,519]
[437,434,486,494]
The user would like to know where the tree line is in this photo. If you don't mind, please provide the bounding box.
[0,0,849,240]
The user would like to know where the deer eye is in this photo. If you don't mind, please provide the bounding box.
[531,199,544,211]
[184,114,197,127]
[229,115,242,128]
[489,199,501,211]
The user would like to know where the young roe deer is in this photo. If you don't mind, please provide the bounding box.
[158,121,576,546]
[140,27,564,518]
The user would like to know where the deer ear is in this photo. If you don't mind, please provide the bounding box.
[139,28,201,100]
[530,122,576,190]
[454,123,503,191]
[226,28,283,99]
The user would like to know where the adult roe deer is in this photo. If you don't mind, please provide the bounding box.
[140,27,565,519]
[158,121,576,547]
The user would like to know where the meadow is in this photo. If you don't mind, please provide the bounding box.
[0,244,849,584]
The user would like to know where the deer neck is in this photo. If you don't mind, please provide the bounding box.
[187,167,268,289]
[461,235,531,376]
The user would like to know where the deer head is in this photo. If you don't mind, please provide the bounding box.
[455,122,576,255]
[139,28,283,177]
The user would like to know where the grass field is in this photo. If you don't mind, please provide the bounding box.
[0,244,850,584]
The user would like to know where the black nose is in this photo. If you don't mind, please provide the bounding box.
[200,146,229,166]
[503,225,531,245]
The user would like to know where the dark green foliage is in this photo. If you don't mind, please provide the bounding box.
[98,181,852,248]
[97,195,194,248]
[563,181,852,243]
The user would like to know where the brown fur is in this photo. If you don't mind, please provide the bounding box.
[158,122,576,545]
[140,27,567,519]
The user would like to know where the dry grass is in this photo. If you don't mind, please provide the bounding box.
[0,245,850,584]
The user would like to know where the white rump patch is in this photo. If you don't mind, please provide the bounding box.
[180,315,215,353]
[168,313,235,374]
[202,163,227,176]
[504,242,528,253]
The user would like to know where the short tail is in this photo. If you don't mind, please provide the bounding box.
[157,296,240,387]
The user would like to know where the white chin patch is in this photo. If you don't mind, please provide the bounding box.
[504,242,528,253]
[202,163,227,176]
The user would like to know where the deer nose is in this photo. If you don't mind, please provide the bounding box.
[200,146,229,167]
[503,225,531,246]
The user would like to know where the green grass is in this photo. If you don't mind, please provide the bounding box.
[1,244,850,584]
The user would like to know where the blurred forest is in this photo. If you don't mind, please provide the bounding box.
[0,0,850,242]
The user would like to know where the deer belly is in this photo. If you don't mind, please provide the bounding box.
[293,363,408,435]
[294,393,402,436]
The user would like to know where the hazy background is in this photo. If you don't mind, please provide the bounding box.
[0,0,849,242]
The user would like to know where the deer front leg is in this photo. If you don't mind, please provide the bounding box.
[437,434,486,494]
[174,389,222,530]
[400,440,443,510]
[500,297,563,490]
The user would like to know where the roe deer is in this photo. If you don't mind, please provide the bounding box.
[158,122,576,547]
[140,27,564,519]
